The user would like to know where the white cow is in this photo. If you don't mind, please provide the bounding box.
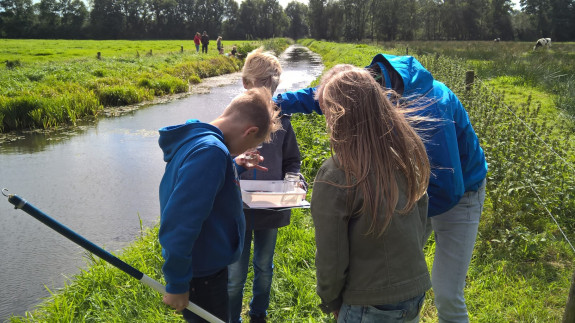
[533,38,552,50]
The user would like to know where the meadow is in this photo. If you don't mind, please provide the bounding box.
[7,39,575,322]
[0,38,291,132]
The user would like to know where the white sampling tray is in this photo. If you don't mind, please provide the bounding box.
[240,180,308,209]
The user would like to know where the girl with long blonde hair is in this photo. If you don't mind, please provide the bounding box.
[311,65,431,322]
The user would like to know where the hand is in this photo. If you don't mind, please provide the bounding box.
[163,292,190,312]
[235,150,268,171]
[333,310,340,320]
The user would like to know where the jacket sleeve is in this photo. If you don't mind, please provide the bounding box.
[274,87,323,115]
[159,146,227,294]
[281,117,302,176]
[424,85,466,216]
[311,166,349,313]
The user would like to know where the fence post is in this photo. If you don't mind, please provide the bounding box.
[406,45,409,55]
[465,70,475,91]
[563,268,575,323]
[97,52,101,60]
[181,46,183,53]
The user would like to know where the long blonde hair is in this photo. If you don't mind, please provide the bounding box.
[317,65,430,235]
[242,47,282,94]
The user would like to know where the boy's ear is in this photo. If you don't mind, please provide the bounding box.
[243,126,259,137]
[242,78,250,90]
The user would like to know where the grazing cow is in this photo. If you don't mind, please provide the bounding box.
[494,38,501,42]
[533,38,552,50]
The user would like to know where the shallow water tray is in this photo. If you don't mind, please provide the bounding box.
[240,180,308,209]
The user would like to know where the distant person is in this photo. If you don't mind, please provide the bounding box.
[159,88,281,323]
[311,65,431,322]
[231,46,238,57]
[193,32,201,53]
[217,36,224,55]
[274,53,488,322]
[201,31,209,54]
[228,47,303,323]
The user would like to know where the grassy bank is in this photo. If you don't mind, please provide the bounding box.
[0,38,292,132]
[9,40,575,322]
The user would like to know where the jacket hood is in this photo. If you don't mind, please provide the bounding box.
[368,54,434,98]
[158,119,223,162]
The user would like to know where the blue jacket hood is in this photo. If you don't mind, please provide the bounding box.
[369,53,434,98]
[159,119,224,163]
[369,54,488,216]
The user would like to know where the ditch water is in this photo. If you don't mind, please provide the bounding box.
[0,45,323,321]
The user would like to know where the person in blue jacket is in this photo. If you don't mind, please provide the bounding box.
[158,87,280,323]
[274,54,488,323]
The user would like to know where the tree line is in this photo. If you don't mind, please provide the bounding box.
[0,0,573,41]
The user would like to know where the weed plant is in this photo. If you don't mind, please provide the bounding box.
[9,40,575,322]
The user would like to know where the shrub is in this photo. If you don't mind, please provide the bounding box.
[97,86,145,106]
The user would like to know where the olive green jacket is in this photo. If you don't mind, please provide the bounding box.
[311,157,431,313]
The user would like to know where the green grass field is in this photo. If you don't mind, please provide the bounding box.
[7,39,575,322]
[0,38,290,132]
[0,39,247,63]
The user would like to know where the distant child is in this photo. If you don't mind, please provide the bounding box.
[201,31,209,54]
[228,47,303,323]
[231,46,238,57]
[311,65,431,322]
[159,88,280,323]
[217,36,223,54]
[193,32,201,53]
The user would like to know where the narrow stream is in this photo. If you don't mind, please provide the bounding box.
[0,45,323,321]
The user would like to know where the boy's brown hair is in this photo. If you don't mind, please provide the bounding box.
[223,87,281,143]
[242,47,282,94]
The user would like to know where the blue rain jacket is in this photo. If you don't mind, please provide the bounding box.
[274,54,488,216]
[158,119,245,294]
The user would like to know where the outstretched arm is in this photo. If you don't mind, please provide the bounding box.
[274,87,323,115]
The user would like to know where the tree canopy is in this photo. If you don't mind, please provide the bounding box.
[0,0,573,41]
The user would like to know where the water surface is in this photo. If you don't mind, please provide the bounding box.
[0,45,323,321]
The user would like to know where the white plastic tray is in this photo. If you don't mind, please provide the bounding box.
[240,180,309,209]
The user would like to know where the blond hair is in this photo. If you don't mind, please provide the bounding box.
[317,65,430,235]
[223,87,281,143]
[242,47,282,94]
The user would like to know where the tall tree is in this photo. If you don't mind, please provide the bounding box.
[60,0,88,38]
[90,0,124,38]
[491,0,514,40]
[0,0,34,37]
[222,0,241,39]
[520,0,551,37]
[308,0,326,39]
[238,0,261,38]
[285,1,308,40]
[37,0,61,38]
[549,0,572,40]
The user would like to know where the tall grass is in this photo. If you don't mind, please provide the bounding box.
[8,40,575,322]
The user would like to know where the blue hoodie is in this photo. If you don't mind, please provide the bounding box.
[158,119,245,294]
[274,54,488,216]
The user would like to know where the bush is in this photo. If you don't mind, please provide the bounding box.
[97,86,146,106]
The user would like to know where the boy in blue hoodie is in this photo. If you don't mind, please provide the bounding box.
[158,87,280,323]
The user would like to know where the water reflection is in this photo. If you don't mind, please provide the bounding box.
[0,44,323,321]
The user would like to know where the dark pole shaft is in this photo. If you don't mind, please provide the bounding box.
[7,194,143,280]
